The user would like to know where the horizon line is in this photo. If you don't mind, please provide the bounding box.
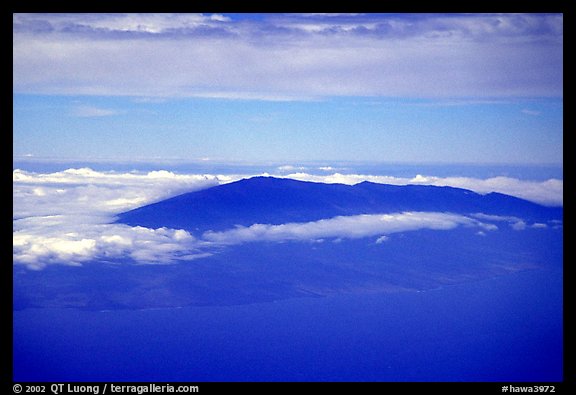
[12,155,564,168]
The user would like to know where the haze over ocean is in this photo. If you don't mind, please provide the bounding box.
[13,13,563,383]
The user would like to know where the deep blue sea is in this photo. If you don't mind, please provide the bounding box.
[14,267,562,382]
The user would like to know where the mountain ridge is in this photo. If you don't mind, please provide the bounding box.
[16,176,563,310]
[116,176,561,233]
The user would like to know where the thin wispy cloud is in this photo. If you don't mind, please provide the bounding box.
[521,109,541,116]
[470,213,528,231]
[71,105,122,117]
[13,13,562,100]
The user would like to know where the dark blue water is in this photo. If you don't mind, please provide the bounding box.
[13,267,562,382]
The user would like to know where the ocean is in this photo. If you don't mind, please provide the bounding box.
[13,160,563,382]
[14,266,562,382]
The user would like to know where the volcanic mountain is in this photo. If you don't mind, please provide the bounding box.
[116,176,561,232]
[14,177,563,310]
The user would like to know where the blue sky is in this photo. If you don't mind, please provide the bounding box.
[13,13,563,165]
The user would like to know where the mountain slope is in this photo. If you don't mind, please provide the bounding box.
[15,176,562,310]
[116,176,561,232]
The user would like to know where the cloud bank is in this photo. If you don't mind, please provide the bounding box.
[281,173,563,206]
[13,13,562,99]
[13,168,220,218]
[13,219,208,270]
[13,168,221,269]
[13,168,561,269]
[203,212,497,245]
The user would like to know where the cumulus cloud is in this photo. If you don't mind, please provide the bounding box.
[203,211,495,245]
[281,172,563,206]
[412,175,563,207]
[13,13,562,99]
[13,218,208,270]
[13,168,560,270]
[13,168,221,218]
[13,168,224,269]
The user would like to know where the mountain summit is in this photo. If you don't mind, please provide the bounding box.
[116,176,561,232]
[15,176,562,310]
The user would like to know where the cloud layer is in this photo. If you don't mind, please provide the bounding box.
[13,13,562,99]
[13,168,222,269]
[14,219,207,270]
[13,168,220,218]
[13,168,561,269]
[280,172,563,206]
[203,212,496,245]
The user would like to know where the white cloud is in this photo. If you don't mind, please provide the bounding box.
[13,13,562,99]
[375,235,389,244]
[203,211,493,245]
[13,168,223,269]
[318,166,339,171]
[13,168,221,218]
[522,109,541,116]
[281,172,563,206]
[277,165,306,172]
[13,220,206,270]
[13,13,231,35]
[72,105,121,117]
[470,213,551,231]
[13,168,560,270]
[84,13,230,33]
[470,213,523,223]
[426,176,563,206]
[511,220,527,231]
